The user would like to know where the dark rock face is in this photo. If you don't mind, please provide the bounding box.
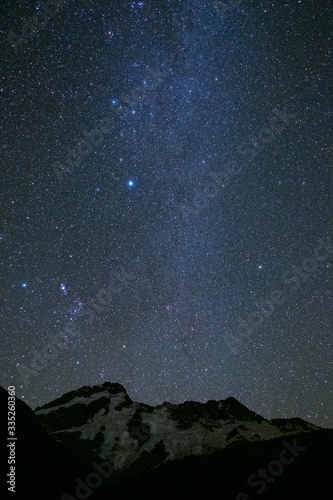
[170,397,265,430]
[0,386,91,500]
[269,417,317,432]
[35,382,129,411]
[37,396,111,432]
[128,410,151,446]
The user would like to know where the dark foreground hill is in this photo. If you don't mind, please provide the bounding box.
[1,382,332,500]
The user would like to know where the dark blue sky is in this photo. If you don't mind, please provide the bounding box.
[0,0,332,428]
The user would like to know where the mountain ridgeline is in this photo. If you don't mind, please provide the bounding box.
[1,382,332,499]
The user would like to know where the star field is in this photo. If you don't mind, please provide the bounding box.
[0,0,332,428]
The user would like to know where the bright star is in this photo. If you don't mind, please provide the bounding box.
[22,283,27,287]
[128,180,134,187]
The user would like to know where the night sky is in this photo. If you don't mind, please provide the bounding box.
[1,0,332,428]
